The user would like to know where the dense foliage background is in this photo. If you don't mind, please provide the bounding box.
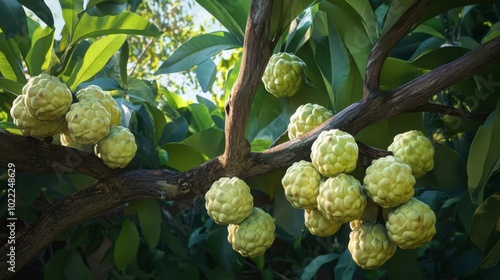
[0,0,499,279]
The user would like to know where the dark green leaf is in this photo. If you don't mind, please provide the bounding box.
[127,78,156,103]
[126,199,162,249]
[17,0,54,28]
[387,249,422,279]
[207,222,236,272]
[300,253,339,280]
[195,0,249,41]
[114,219,140,270]
[44,249,67,280]
[334,250,357,280]
[182,127,224,159]
[481,238,500,269]
[25,26,54,76]
[129,105,160,168]
[273,191,305,238]
[0,78,23,95]
[196,59,217,92]
[0,0,28,38]
[155,32,241,74]
[285,7,315,53]
[196,95,217,113]
[119,40,129,85]
[381,0,418,35]
[159,117,189,145]
[63,249,93,280]
[470,194,500,253]
[380,58,429,90]
[246,85,284,142]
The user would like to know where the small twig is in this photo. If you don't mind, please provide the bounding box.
[411,103,489,121]
[128,37,156,76]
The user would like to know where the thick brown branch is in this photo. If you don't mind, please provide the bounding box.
[364,0,431,96]
[411,103,490,121]
[223,0,276,169]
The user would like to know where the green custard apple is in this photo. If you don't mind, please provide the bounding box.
[65,99,111,144]
[348,223,397,269]
[388,130,435,178]
[281,160,322,209]
[262,52,306,98]
[95,126,137,168]
[304,208,342,237]
[288,103,333,140]
[75,85,122,126]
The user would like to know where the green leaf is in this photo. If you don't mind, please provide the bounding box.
[206,222,236,272]
[65,34,127,90]
[251,138,272,152]
[334,250,357,279]
[381,0,418,35]
[160,143,209,172]
[159,117,189,145]
[0,78,23,95]
[126,78,156,103]
[182,127,225,159]
[470,194,500,253]
[70,11,162,47]
[186,103,215,132]
[195,0,250,41]
[467,99,500,204]
[114,219,140,270]
[345,0,378,42]
[44,249,67,280]
[246,85,284,142]
[63,249,94,280]
[59,0,84,50]
[0,33,26,83]
[285,7,315,53]
[126,199,162,249]
[25,26,55,76]
[0,0,28,38]
[387,249,422,279]
[481,238,500,269]
[380,58,429,90]
[119,40,129,85]
[196,59,217,92]
[155,31,241,74]
[273,189,305,238]
[300,253,339,280]
[17,0,54,28]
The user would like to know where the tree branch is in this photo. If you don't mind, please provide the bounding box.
[364,0,431,96]
[222,0,276,169]
[411,103,490,120]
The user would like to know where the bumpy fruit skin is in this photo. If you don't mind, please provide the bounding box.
[317,174,366,223]
[288,103,333,140]
[95,126,137,168]
[388,130,435,178]
[363,156,415,208]
[10,95,65,138]
[304,208,342,237]
[60,129,94,153]
[65,100,111,144]
[281,160,322,209]
[348,223,397,269]
[227,207,275,258]
[262,52,306,98]
[386,197,436,249]
[205,177,254,225]
[23,74,72,120]
[75,85,122,126]
[310,129,358,177]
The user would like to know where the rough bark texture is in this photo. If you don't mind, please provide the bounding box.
[1,0,500,277]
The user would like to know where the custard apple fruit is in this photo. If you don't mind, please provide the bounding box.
[288,103,333,140]
[388,130,435,178]
[386,197,436,249]
[65,99,111,144]
[262,52,306,98]
[317,174,366,223]
[363,156,415,208]
[10,95,65,138]
[205,177,254,225]
[348,223,397,269]
[75,85,122,126]
[281,160,322,209]
[304,208,342,237]
[310,129,358,177]
[95,126,137,168]
[227,207,275,258]
[23,73,72,120]
[60,128,94,153]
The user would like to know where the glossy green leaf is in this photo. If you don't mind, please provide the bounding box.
[206,222,236,272]
[159,117,189,145]
[300,253,339,280]
[467,99,500,204]
[334,250,357,280]
[127,78,155,103]
[0,78,23,95]
[59,0,84,51]
[71,11,162,47]
[25,26,54,76]
[65,34,127,90]
[196,59,217,92]
[186,103,214,132]
[285,7,315,53]
[345,0,378,42]
[470,194,500,253]
[160,143,209,172]
[380,58,429,90]
[160,89,189,109]
[129,105,160,168]
[246,85,283,142]
[196,95,217,113]
[119,40,129,85]
[195,0,249,41]
[0,0,28,38]
[419,143,468,190]
[274,191,305,238]
[114,219,140,270]
[17,0,54,28]
[0,33,26,83]
[182,127,224,159]
[126,199,162,249]
[75,77,122,92]
[155,32,241,74]
[381,0,418,35]
[250,138,272,152]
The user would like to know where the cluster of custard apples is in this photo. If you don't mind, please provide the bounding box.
[282,102,436,270]
[10,73,137,169]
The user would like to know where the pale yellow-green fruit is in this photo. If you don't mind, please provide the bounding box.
[310,129,358,177]
[262,52,306,98]
[10,95,65,138]
[386,197,436,249]
[288,103,333,140]
[205,177,254,225]
[281,160,322,209]
[227,207,275,258]
[65,99,111,144]
[23,73,72,120]
[95,126,137,168]
[317,174,366,223]
[363,156,415,208]
[59,128,94,153]
[388,130,435,178]
[75,85,122,126]
[348,223,397,269]
[304,208,342,237]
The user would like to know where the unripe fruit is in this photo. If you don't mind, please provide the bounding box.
[317,174,366,223]
[10,95,65,138]
[304,208,342,237]
[75,85,122,126]
[310,129,358,177]
[65,99,111,144]
[262,52,306,98]
[348,223,397,269]
[227,207,275,258]
[363,156,415,208]
[281,160,322,209]
[388,130,435,178]
[95,126,137,168]
[386,197,436,249]
[288,103,333,140]
[23,74,72,120]
[60,129,94,153]
[205,177,254,225]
